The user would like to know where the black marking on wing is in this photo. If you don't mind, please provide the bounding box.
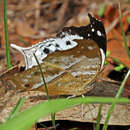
[66,41,71,45]
[55,43,60,47]
[56,13,107,54]
[43,48,50,54]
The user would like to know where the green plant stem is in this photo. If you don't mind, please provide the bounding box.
[98,4,106,17]
[103,69,130,130]
[111,57,129,69]
[118,2,130,59]
[7,98,26,121]
[94,104,102,130]
[3,0,12,69]
[33,54,56,129]
[103,5,130,128]
[33,53,50,100]
[51,113,56,130]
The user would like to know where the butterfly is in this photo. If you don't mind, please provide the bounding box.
[10,13,107,96]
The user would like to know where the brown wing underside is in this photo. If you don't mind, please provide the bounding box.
[1,40,102,96]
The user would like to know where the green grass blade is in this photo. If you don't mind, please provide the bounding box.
[104,51,110,65]
[0,97,129,130]
[118,2,130,59]
[111,57,129,69]
[102,69,130,130]
[94,104,102,130]
[6,97,26,121]
[3,0,12,69]
[33,54,56,128]
[33,53,50,100]
[98,4,106,17]
[114,64,124,71]
[127,16,130,23]
[102,3,130,129]
[51,113,56,130]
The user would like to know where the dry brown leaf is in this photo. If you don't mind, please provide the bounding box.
[107,29,130,68]
[16,19,37,37]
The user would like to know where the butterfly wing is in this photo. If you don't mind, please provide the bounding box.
[7,39,101,95]
[8,13,106,95]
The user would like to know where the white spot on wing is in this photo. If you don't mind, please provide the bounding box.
[100,48,105,69]
[97,30,102,36]
[88,46,93,50]
[92,28,95,32]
